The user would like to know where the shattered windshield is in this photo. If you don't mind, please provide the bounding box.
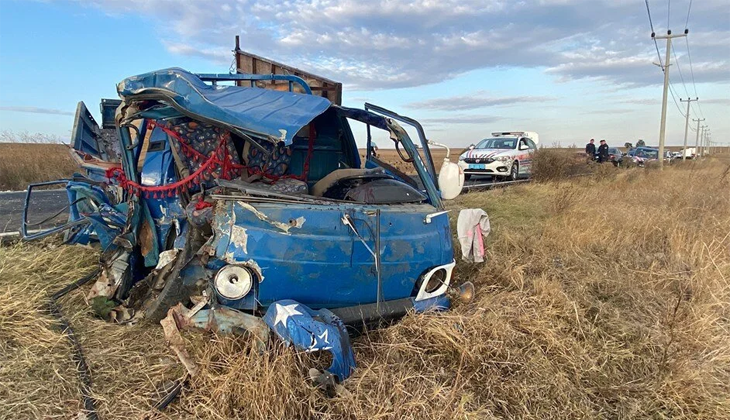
[476,138,517,149]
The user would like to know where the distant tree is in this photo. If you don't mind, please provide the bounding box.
[636,139,646,147]
[625,142,633,151]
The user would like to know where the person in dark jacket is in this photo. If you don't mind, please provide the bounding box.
[597,139,609,163]
[585,139,596,160]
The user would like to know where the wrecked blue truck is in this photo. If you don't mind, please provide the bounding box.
[22,68,467,382]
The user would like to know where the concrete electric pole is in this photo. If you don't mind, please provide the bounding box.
[693,118,704,159]
[706,130,711,155]
[653,29,688,169]
[680,98,698,160]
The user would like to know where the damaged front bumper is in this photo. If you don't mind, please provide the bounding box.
[161,293,450,382]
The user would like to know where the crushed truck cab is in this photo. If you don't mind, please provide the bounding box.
[22,68,461,382]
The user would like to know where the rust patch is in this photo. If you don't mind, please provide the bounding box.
[139,219,154,257]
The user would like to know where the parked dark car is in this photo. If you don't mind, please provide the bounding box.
[607,147,623,167]
[627,146,659,166]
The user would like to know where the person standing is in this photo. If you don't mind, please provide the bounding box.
[585,139,596,160]
[597,139,609,163]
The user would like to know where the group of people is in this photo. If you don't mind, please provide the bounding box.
[585,138,610,163]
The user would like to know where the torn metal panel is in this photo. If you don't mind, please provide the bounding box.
[87,252,130,300]
[237,201,304,234]
[161,307,199,377]
[156,249,181,270]
[166,301,269,352]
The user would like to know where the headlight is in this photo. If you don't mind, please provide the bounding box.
[214,265,254,299]
[458,155,465,161]
[497,155,512,162]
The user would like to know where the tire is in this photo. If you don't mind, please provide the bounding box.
[509,161,519,181]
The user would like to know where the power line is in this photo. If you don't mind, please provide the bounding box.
[668,81,687,118]
[684,0,693,29]
[667,0,672,27]
[688,38,706,119]
[680,1,704,119]
[671,40,698,118]
[645,0,664,68]
[684,38,699,97]
[671,42,691,99]
[696,97,705,119]
[653,40,664,70]
[645,0,656,33]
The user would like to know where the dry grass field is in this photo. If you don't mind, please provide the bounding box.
[0,143,77,191]
[0,140,725,190]
[1,154,729,419]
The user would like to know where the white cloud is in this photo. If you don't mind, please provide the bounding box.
[0,106,74,116]
[421,115,503,125]
[163,42,231,65]
[408,92,555,111]
[82,0,730,89]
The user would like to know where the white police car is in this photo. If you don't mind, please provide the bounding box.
[458,131,539,181]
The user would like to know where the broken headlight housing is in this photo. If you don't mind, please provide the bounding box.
[415,260,456,301]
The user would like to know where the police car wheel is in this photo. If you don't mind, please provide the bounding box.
[510,161,519,180]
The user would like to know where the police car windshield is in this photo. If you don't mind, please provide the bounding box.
[475,138,517,149]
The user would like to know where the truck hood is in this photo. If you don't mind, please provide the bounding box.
[117,68,332,144]
[460,148,512,160]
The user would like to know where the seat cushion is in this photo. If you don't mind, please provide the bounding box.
[245,141,292,177]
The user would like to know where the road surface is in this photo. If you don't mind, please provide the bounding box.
[0,189,68,235]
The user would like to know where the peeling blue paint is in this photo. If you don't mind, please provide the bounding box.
[211,201,453,309]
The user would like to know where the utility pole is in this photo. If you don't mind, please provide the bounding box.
[706,130,711,155]
[680,98,698,160]
[700,125,708,158]
[693,118,704,159]
[653,29,688,169]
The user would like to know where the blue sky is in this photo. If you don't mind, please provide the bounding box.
[1,0,728,148]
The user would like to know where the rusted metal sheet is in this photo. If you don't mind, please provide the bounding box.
[234,36,342,105]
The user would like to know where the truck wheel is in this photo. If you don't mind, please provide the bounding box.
[510,161,519,181]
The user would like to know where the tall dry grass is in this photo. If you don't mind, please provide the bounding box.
[1,159,729,419]
[0,141,77,191]
[530,147,596,182]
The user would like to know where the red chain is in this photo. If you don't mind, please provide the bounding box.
[106,119,316,197]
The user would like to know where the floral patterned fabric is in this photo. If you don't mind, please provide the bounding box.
[246,141,292,177]
[160,118,241,185]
